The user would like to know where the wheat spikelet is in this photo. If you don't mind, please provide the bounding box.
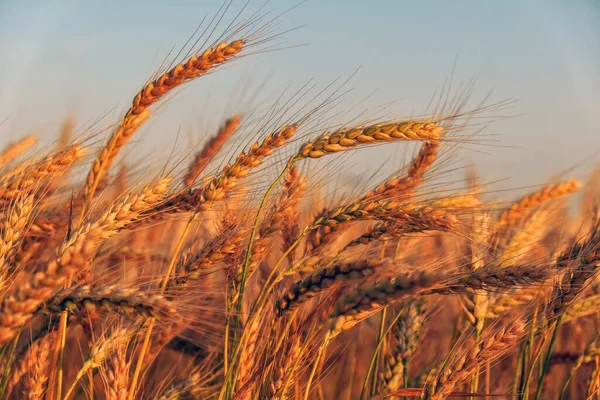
[330,265,547,338]
[549,352,583,366]
[22,335,53,399]
[547,228,600,318]
[57,117,75,150]
[298,120,443,159]
[232,178,310,291]
[330,270,445,337]
[172,218,247,288]
[0,136,37,167]
[560,335,600,379]
[496,208,551,264]
[423,320,525,399]
[280,166,307,263]
[461,212,489,334]
[264,337,302,399]
[196,125,296,205]
[424,264,550,296]
[432,195,481,209]
[549,259,600,317]
[185,115,242,186]
[0,178,172,344]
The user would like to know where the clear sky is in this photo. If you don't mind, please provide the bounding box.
[0,0,599,191]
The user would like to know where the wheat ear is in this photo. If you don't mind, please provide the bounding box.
[158,125,297,216]
[0,178,172,344]
[104,350,130,400]
[276,259,381,315]
[185,115,242,186]
[41,285,176,320]
[0,145,86,204]
[63,326,135,400]
[381,299,426,394]
[0,136,37,167]
[362,141,440,202]
[298,120,443,158]
[346,208,457,248]
[0,194,34,271]
[489,180,581,251]
[423,320,525,399]
[82,40,246,213]
[310,201,456,248]
[7,331,56,399]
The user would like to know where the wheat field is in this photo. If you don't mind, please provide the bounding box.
[0,4,599,400]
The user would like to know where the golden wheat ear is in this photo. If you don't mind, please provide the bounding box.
[298,120,444,159]
[185,115,242,186]
[0,136,37,168]
[82,40,247,214]
[0,178,172,345]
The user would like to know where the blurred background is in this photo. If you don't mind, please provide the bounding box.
[0,0,599,192]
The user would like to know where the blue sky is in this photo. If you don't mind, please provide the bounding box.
[0,1,599,190]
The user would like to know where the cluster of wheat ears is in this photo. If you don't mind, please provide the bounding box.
[0,8,599,400]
